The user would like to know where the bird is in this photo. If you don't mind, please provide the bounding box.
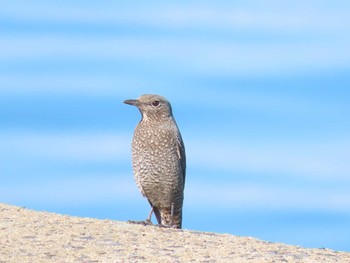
[124,94,186,229]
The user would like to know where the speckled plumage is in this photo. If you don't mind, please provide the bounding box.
[124,94,186,229]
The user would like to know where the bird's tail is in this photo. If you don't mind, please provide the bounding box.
[153,204,182,229]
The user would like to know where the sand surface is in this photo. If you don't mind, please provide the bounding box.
[1,203,349,262]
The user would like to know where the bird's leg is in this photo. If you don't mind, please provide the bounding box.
[170,202,174,226]
[128,207,154,226]
[145,206,154,224]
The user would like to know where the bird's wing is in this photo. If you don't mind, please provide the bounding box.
[176,133,186,189]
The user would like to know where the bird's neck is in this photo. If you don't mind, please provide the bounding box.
[141,113,173,123]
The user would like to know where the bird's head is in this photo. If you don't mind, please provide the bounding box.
[124,94,173,120]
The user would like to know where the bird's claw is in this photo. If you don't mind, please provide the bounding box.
[158,223,178,229]
[128,219,153,226]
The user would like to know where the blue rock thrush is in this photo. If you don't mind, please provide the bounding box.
[124,94,186,229]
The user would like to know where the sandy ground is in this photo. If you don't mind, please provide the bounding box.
[0,203,349,263]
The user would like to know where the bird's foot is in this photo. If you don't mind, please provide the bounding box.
[128,219,153,226]
[158,223,179,229]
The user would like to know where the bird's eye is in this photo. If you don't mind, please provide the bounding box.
[152,100,160,107]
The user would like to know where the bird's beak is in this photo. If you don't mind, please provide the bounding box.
[124,99,139,106]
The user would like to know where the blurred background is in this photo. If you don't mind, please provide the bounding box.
[1,0,350,252]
